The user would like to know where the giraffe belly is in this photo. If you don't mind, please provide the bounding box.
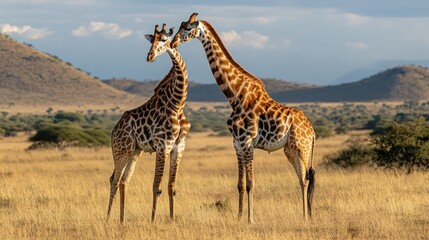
[138,142,155,153]
[255,134,289,152]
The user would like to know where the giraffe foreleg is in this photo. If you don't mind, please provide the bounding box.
[234,138,255,224]
[168,142,185,220]
[168,121,190,220]
[152,150,168,223]
[244,155,255,224]
[237,158,245,220]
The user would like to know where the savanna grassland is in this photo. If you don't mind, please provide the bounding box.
[1,131,428,240]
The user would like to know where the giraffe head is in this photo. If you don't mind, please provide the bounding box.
[145,23,175,62]
[171,12,199,48]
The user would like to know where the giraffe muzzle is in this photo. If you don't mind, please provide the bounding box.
[147,51,155,62]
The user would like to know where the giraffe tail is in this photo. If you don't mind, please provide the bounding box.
[306,134,316,218]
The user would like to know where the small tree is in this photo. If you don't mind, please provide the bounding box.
[29,123,110,149]
[371,117,429,173]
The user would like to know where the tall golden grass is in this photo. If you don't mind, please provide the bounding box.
[0,132,427,239]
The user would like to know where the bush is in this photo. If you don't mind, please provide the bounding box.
[324,137,374,168]
[29,123,110,149]
[314,125,333,139]
[53,112,86,124]
[325,117,429,173]
[371,117,429,173]
[190,122,204,132]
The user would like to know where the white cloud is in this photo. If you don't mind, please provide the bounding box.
[134,17,143,23]
[0,23,52,40]
[72,21,132,39]
[221,30,269,49]
[253,17,272,24]
[347,42,368,50]
[342,13,370,26]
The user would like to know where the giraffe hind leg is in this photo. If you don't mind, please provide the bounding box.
[107,162,126,222]
[107,152,136,223]
[284,145,310,220]
[119,155,139,224]
[106,170,116,221]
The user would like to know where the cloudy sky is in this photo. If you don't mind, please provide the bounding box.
[1,0,429,85]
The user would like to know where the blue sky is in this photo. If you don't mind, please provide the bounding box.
[1,0,429,85]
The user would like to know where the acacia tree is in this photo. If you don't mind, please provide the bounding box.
[371,117,429,173]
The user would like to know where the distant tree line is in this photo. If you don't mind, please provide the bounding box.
[1,100,428,150]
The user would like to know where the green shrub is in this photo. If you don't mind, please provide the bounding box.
[190,122,204,132]
[324,137,374,168]
[53,112,86,124]
[29,123,110,149]
[314,125,333,139]
[325,117,429,173]
[371,117,429,173]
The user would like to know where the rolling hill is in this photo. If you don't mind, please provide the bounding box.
[0,33,141,108]
[104,77,317,102]
[105,65,429,102]
[2,33,428,107]
[271,65,429,102]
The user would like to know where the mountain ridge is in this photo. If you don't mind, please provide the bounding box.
[104,65,429,102]
[272,65,429,102]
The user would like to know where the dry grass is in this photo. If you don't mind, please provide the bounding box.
[0,132,428,239]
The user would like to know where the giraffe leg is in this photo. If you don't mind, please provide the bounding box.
[245,157,255,224]
[107,170,117,221]
[237,159,245,220]
[106,159,128,222]
[233,136,254,224]
[119,154,139,224]
[284,145,310,220]
[152,150,168,223]
[300,173,309,220]
[233,139,246,221]
[168,143,184,220]
[168,122,189,221]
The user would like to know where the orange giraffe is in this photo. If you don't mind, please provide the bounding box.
[172,13,315,223]
[107,24,190,224]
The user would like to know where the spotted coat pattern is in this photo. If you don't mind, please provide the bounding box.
[107,24,190,224]
[172,13,316,223]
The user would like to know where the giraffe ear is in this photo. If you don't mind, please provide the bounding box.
[144,34,154,43]
[168,27,175,36]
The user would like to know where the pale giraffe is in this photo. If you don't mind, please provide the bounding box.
[107,24,190,224]
[172,13,316,223]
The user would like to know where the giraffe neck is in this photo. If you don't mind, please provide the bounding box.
[197,20,270,110]
[167,48,188,110]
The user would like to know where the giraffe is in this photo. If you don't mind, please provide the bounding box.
[106,24,190,224]
[172,13,316,224]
